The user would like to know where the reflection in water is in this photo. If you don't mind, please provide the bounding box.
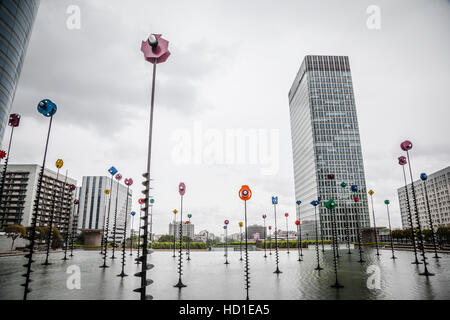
[0,249,449,300]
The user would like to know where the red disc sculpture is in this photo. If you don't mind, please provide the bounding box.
[0,150,6,159]
[285,213,289,217]
[141,34,171,64]
[125,178,133,186]
[239,185,252,201]
[138,198,144,205]
[295,220,300,226]
[179,182,186,196]
[224,219,229,225]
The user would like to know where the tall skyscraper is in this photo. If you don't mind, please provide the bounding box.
[0,0,40,141]
[288,55,370,241]
[77,176,132,241]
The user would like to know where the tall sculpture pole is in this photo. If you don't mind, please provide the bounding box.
[111,173,123,259]
[63,183,76,261]
[70,199,79,257]
[340,182,352,254]
[327,174,340,258]
[186,214,192,261]
[42,159,63,266]
[384,200,397,259]
[262,214,267,258]
[174,182,187,288]
[135,33,170,300]
[368,189,380,256]
[318,196,325,253]
[224,220,230,264]
[118,178,133,277]
[295,200,303,259]
[324,198,343,288]
[135,198,144,264]
[100,166,117,268]
[398,156,420,264]
[0,113,20,229]
[295,220,302,262]
[284,213,290,254]
[130,210,136,256]
[238,221,244,261]
[352,185,365,263]
[401,140,433,276]
[268,225,272,255]
[23,99,57,300]
[272,196,281,274]
[420,173,440,259]
[100,190,109,256]
[172,209,178,257]
[311,200,322,270]
[239,185,252,300]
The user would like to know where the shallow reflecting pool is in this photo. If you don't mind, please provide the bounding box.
[0,248,449,300]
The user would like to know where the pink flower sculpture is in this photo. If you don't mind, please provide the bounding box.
[224,219,229,225]
[125,178,133,186]
[74,199,79,205]
[398,156,407,165]
[400,140,413,151]
[69,184,76,191]
[262,214,267,219]
[8,114,20,127]
[115,173,122,181]
[141,34,171,64]
[179,182,186,196]
[0,150,6,159]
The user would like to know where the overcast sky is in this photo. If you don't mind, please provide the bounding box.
[5,0,450,237]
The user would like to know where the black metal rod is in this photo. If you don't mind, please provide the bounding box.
[69,202,78,257]
[341,188,352,254]
[263,218,267,258]
[130,214,134,256]
[42,168,60,266]
[285,216,290,254]
[174,195,186,287]
[60,171,69,261]
[273,203,281,274]
[369,194,380,256]
[187,217,191,261]
[111,179,120,259]
[354,192,365,263]
[224,225,229,264]
[318,200,325,253]
[239,227,243,261]
[297,204,303,257]
[23,115,53,300]
[0,126,14,228]
[173,214,177,257]
[423,180,440,259]
[269,230,272,255]
[385,203,397,259]
[314,206,322,270]
[100,176,114,268]
[135,204,142,264]
[100,192,108,256]
[244,200,250,300]
[401,165,420,264]
[118,185,130,277]
[406,151,433,276]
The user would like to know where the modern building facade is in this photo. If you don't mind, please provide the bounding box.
[0,164,77,234]
[397,166,450,229]
[289,55,370,242]
[0,0,40,142]
[247,224,266,240]
[77,176,132,242]
[169,221,194,240]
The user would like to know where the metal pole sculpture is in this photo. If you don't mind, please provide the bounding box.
[118,178,133,277]
[239,185,252,300]
[272,196,281,274]
[0,113,20,229]
[42,158,63,266]
[130,210,136,256]
[317,196,325,253]
[401,140,433,276]
[23,99,57,300]
[100,166,117,268]
[224,220,230,264]
[149,198,155,248]
[324,198,343,288]
[111,173,122,259]
[238,221,244,261]
[70,199,79,257]
[384,200,397,259]
[327,174,340,258]
[311,200,323,270]
[368,189,380,256]
[398,156,420,264]
[262,214,267,258]
[340,182,352,254]
[100,189,110,256]
[62,184,76,261]
[352,184,365,263]
[135,33,170,300]
[172,209,178,257]
[284,213,290,254]
[187,214,192,261]
[420,173,440,259]
[174,182,187,288]
[135,198,144,264]
[295,220,302,262]
[268,225,272,255]
[296,200,303,258]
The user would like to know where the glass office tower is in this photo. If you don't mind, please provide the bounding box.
[0,0,40,142]
[289,55,370,241]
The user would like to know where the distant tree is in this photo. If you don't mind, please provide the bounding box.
[158,234,175,242]
[182,236,192,242]
[5,225,26,251]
